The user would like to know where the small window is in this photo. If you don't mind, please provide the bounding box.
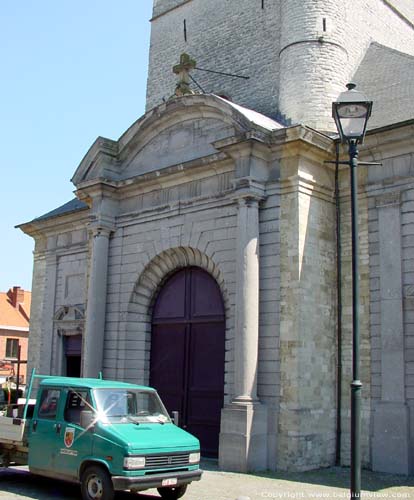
[38,389,60,419]
[64,390,90,425]
[5,338,19,359]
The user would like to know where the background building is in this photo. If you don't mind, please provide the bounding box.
[19,0,414,474]
[0,286,31,385]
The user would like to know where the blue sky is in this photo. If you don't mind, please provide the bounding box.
[0,1,153,291]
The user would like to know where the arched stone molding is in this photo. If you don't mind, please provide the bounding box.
[122,246,230,387]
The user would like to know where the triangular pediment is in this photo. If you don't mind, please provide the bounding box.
[72,94,284,186]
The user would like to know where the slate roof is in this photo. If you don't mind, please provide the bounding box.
[33,198,89,223]
[353,42,414,130]
[0,288,31,330]
[215,95,285,131]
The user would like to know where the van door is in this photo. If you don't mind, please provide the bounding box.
[53,388,94,479]
[28,387,62,473]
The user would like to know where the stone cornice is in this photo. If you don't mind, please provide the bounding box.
[271,125,334,153]
[117,194,235,227]
[375,191,401,208]
[18,209,90,238]
[118,153,232,196]
[71,136,118,186]
[361,121,414,161]
[365,177,414,198]
[75,179,118,201]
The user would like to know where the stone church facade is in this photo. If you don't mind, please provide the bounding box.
[19,0,414,474]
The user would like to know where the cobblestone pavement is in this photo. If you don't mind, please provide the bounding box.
[0,462,413,499]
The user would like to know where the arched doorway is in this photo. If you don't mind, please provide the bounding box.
[150,267,225,457]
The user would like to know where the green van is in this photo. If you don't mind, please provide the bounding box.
[0,375,202,500]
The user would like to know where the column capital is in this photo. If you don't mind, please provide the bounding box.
[232,178,266,204]
[88,220,115,238]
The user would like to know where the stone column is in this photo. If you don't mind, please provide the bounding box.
[372,191,410,474]
[83,224,112,378]
[233,196,260,402]
[219,193,268,472]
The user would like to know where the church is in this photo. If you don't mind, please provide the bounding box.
[19,0,414,474]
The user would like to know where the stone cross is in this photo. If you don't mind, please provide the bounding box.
[173,53,196,97]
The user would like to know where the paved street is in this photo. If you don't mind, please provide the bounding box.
[0,462,413,499]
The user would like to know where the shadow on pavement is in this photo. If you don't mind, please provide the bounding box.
[0,467,161,499]
[252,466,414,492]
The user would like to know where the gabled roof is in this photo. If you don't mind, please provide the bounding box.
[0,287,31,331]
[353,42,414,130]
[72,94,285,186]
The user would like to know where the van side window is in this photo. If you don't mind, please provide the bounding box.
[64,390,89,425]
[38,389,60,419]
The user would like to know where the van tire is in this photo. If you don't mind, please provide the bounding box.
[81,465,114,500]
[157,484,187,499]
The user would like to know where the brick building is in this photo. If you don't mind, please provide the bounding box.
[19,0,414,474]
[0,286,31,385]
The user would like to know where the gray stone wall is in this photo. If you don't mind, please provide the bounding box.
[146,0,281,117]
[148,0,414,130]
[26,223,89,378]
[104,196,238,388]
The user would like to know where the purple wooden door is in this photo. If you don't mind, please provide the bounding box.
[150,267,225,457]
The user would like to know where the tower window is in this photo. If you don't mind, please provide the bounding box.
[184,19,187,42]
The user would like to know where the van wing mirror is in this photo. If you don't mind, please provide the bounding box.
[80,410,95,430]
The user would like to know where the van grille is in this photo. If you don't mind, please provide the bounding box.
[145,453,190,468]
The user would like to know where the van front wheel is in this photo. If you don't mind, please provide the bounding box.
[157,484,187,499]
[81,465,114,500]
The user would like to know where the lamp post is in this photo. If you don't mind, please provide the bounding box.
[332,83,372,499]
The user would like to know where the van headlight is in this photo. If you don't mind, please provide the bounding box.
[189,452,200,464]
[124,456,145,469]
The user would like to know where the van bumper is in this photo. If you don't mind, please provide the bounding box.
[112,468,202,491]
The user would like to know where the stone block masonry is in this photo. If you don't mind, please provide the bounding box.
[148,0,414,131]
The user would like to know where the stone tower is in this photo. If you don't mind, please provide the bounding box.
[147,0,414,130]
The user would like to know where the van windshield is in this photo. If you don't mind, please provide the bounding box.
[93,388,171,424]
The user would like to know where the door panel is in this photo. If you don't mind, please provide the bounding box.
[187,322,225,457]
[150,267,225,457]
[150,323,187,418]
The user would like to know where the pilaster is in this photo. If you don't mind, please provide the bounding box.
[278,151,337,471]
[372,191,410,474]
[42,253,58,374]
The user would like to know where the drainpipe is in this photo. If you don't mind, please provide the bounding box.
[335,141,343,466]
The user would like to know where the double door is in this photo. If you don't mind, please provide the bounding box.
[150,267,225,457]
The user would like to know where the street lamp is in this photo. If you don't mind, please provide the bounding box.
[332,83,372,500]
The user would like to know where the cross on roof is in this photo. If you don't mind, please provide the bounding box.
[173,53,197,97]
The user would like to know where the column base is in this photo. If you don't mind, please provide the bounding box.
[372,402,410,474]
[218,402,268,472]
